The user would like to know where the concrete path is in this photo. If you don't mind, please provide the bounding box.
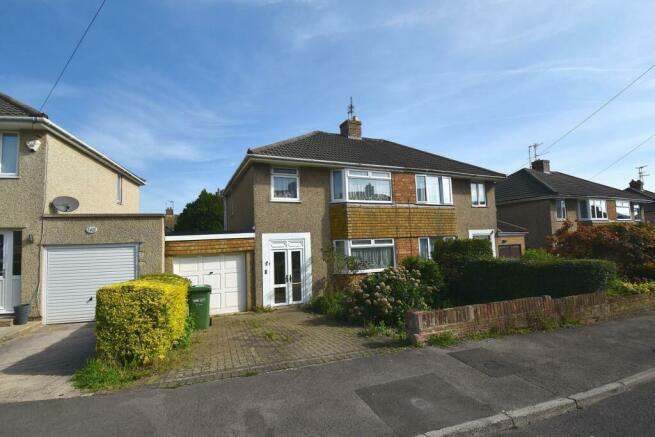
[0,313,654,436]
[0,323,95,403]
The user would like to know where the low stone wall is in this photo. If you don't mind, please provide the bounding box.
[405,292,655,344]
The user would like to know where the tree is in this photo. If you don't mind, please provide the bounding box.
[175,189,224,233]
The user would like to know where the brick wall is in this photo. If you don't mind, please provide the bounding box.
[392,172,417,204]
[165,238,255,256]
[405,292,655,344]
[395,237,418,262]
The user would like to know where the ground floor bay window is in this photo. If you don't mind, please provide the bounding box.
[333,239,395,272]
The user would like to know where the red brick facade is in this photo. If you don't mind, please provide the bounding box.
[395,237,418,262]
[392,172,417,204]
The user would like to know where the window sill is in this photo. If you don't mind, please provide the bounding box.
[0,175,20,179]
[416,202,455,207]
[471,204,488,208]
[270,199,301,203]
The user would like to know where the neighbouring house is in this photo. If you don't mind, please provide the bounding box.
[496,220,528,258]
[167,115,505,312]
[625,179,655,224]
[0,92,164,324]
[496,159,653,249]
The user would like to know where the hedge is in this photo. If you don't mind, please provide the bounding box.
[447,259,617,305]
[96,274,191,365]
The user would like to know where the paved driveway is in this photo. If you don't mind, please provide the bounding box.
[152,308,405,387]
[0,323,95,403]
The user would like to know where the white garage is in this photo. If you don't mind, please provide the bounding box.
[173,253,246,315]
[43,245,138,324]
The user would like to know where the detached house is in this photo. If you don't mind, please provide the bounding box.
[0,92,164,324]
[177,115,505,310]
[625,179,655,224]
[496,159,652,248]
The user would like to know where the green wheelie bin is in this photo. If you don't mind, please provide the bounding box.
[188,285,211,329]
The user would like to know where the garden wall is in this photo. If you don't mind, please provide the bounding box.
[405,292,655,344]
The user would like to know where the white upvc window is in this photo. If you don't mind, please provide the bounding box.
[271,167,299,201]
[578,199,608,220]
[615,200,631,221]
[415,175,453,205]
[418,236,456,260]
[468,229,496,256]
[331,168,392,203]
[0,133,19,176]
[334,238,395,272]
[556,199,567,220]
[633,203,642,221]
[116,174,123,204]
[471,182,487,207]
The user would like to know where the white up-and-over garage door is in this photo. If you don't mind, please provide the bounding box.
[44,245,137,324]
[173,253,246,315]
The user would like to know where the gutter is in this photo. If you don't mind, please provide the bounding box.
[0,116,146,186]
[496,195,654,206]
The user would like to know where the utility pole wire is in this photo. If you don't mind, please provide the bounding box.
[590,133,655,180]
[39,0,108,112]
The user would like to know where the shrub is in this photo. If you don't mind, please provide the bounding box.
[633,263,655,281]
[307,292,347,319]
[446,259,617,305]
[344,267,431,328]
[433,238,493,262]
[96,274,190,365]
[521,248,557,262]
[551,221,655,279]
[607,280,655,296]
[140,273,191,286]
[401,257,445,307]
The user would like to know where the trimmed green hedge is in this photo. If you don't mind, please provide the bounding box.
[96,274,191,365]
[447,259,617,305]
[433,238,493,262]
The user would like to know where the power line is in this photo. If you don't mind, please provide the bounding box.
[590,133,655,180]
[39,0,108,112]
[513,61,655,172]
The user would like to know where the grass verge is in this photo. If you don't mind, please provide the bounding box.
[72,358,152,391]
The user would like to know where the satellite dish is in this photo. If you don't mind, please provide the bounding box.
[52,196,80,213]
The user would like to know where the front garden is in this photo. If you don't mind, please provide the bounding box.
[311,222,655,343]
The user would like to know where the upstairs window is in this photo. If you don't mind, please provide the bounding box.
[116,174,123,204]
[0,133,19,176]
[416,175,453,205]
[633,203,642,221]
[271,168,299,201]
[332,169,391,202]
[556,199,567,220]
[471,182,487,207]
[578,199,607,220]
[615,200,631,221]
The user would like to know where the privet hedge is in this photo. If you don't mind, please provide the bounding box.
[447,259,617,305]
[96,273,190,365]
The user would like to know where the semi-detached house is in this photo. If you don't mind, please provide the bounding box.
[169,116,506,312]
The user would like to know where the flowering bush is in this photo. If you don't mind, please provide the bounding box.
[344,266,432,328]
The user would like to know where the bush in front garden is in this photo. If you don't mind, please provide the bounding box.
[432,238,493,290]
[447,258,617,305]
[344,266,431,328]
[96,274,191,365]
[401,257,446,307]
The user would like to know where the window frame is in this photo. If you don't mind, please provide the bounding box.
[415,174,453,206]
[468,229,496,256]
[0,132,20,177]
[331,168,392,204]
[633,203,642,221]
[418,236,456,260]
[333,238,396,273]
[615,200,632,221]
[116,174,123,205]
[270,167,300,202]
[555,199,567,221]
[578,199,608,221]
[470,182,487,207]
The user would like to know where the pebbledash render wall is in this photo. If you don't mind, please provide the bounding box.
[406,291,655,344]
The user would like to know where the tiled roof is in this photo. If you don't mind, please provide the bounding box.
[625,187,655,212]
[0,92,47,118]
[497,220,528,234]
[248,131,504,178]
[496,168,651,203]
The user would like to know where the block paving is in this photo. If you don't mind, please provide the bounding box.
[151,308,405,387]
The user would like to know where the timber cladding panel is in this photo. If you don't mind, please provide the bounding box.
[330,204,457,239]
[165,238,255,256]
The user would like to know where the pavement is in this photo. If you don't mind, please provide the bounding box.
[0,312,654,436]
[0,322,95,403]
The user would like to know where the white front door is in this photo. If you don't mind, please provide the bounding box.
[0,231,19,314]
[173,253,246,315]
[262,233,312,307]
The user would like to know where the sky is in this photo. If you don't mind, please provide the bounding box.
[2,0,655,213]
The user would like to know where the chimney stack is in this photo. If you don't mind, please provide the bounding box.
[165,206,175,232]
[340,116,362,140]
[629,179,644,191]
[531,159,551,173]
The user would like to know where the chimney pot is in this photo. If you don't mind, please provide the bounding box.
[531,159,551,173]
[629,179,644,191]
[340,118,362,140]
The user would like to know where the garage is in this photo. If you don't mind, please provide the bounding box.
[173,253,246,315]
[43,245,138,324]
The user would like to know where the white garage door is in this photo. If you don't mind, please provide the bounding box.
[44,245,137,324]
[173,253,246,315]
